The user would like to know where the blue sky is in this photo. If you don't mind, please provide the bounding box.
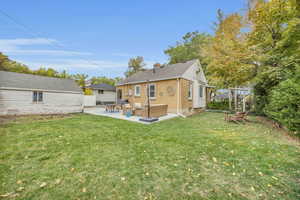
[0,0,247,78]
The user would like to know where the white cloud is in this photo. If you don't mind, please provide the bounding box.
[0,38,57,51]
[112,52,136,57]
[17,58,162,76]
[0,38,165,76]
[0,38,57,47]
[5,49,93,56]
[17,58,129,77]
[0,38,92,56]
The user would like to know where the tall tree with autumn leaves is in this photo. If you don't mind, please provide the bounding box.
[248,0,300,134]
[247,0,300,113]
[205,0,299,133]
[204,12,257,88]
[164,0,299,134]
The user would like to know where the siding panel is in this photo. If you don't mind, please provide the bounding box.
[0,89,83,115]
[93,90,116,103]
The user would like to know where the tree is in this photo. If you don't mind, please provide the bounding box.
[247,0,294,52]
[90,76,117,86]
[164,32,211,72]
[73,74,89,88]
[59,70,71,78]
[0,52,31,73]
[0,52,10,70]
[248,0,299,112]
[0,52,74,78]
[205,12,256,88]
[265,65,300,136]
[34,67,60,77]
[114,77,123,85]
[213,9,225,31]
[124,56,146,77]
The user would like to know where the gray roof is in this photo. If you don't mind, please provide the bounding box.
[117,60,197,85]
[88,83,116,91]
[0,71,82,93]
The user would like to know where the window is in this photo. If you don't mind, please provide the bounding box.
[134,85,141,96]
[98,90,104,94]
[199,86,203,98]
[33,91,38,102]
[38,92,43,102]
[148,84,156,99]
[188,83,193,99]
[33,91,43,102]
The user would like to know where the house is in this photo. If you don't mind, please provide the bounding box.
[87,83,116,104]
[0,71,83,115]
[116,59,208,115]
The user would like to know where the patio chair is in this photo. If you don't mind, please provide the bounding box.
[105,104,116,113]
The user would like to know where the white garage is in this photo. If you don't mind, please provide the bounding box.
[0,71,83,115]
[87,83,116,105]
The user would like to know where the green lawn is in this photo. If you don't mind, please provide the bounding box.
[0,113,299,200]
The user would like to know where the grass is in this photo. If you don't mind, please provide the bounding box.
[0,112,299,200]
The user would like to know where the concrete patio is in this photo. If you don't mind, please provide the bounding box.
[84,107,178,124]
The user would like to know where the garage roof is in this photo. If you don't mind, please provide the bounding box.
[0,71,82,93]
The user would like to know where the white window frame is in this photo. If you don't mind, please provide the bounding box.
[188,83,193,100]
[148,83,156,99]
[38,91,43,102]
[134,85,141,96]
[33,91,43,103]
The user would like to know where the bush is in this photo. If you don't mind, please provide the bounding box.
[253,67,286,115]
[84,88,93,95]
[207,101,229,110]
[265,75,300,136]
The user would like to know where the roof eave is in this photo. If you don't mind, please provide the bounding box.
[91,88,115,91]
[116,76,182,86]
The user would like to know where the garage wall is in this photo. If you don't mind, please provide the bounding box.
[83,95,96,107]
[0,89,83,115]
[92,89,116,103]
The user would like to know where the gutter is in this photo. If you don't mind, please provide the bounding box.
[116,76,182,86]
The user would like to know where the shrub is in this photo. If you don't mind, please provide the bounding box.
[265,75,300,136]
[84,88,93,95]
[207,101,229,110]
[253,67,286,115]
